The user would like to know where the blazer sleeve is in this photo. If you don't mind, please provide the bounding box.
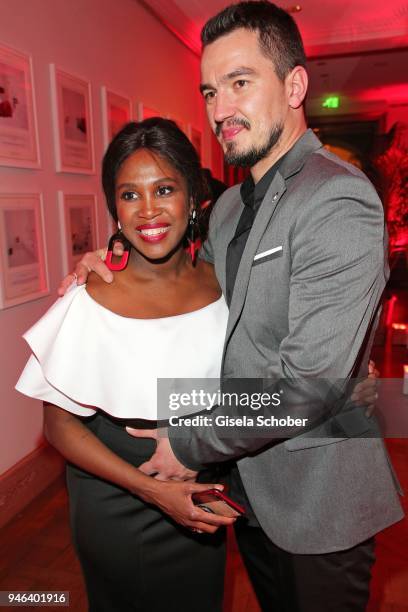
[169,172,388,470]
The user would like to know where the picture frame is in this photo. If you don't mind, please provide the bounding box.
[137,102,160,121]
[58,192,99,275]
[101,86,132,148]
[50,65,95,174]
[0,44,40,169]
[0,194,49,309]
[188,125,202,161]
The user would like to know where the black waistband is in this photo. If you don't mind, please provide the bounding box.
[95,411,167,430]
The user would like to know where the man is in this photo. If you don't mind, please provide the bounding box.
[64,3,403,610]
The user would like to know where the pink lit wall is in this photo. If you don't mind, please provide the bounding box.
[0,0,207,475]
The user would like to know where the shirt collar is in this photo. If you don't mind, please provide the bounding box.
[239,154,285,211]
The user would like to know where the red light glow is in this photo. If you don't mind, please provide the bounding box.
[386,295,398,327]
[357,84,408,105]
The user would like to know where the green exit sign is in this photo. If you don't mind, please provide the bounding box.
[322,96,340,109]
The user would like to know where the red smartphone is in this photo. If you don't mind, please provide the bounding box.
[192,488,245,518]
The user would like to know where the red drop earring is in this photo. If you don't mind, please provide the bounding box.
[187,209,200,266]
[105,226,130,271]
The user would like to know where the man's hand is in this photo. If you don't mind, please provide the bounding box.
[351,360,380,417]
[126,427,198,481]
[57,241,125,296]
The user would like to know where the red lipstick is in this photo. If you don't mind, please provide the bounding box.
[135,222,170,243]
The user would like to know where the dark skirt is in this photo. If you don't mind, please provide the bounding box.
[66,413,226,612]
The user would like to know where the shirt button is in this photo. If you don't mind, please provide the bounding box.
[272,193,279,201]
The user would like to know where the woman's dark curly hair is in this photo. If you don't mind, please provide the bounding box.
[102,118,208,230]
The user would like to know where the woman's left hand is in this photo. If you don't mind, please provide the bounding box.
[140,480,236,534]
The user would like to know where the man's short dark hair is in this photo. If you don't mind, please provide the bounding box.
[201,1,306,82]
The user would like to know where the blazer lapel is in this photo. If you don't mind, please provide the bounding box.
[223,173,286,348]
[222,129,323,354]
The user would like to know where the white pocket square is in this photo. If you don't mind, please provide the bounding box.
[253,246,283,261]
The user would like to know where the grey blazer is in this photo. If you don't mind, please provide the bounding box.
[169,129,403,554]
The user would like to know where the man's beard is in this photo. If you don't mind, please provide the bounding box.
[224,121,284,167]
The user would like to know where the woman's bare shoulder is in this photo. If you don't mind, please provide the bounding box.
[85,271,120,304]
[84,271,141,317]
[85,271,108,294]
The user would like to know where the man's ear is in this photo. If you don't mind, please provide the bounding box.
[287,66,308,109]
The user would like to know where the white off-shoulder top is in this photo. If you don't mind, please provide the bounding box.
[16,284,229,420]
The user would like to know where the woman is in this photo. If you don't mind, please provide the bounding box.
[16,119,236,612]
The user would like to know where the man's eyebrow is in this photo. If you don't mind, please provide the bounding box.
[223,67,257,81]
[199,67,257,93]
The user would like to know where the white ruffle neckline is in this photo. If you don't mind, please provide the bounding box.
[16,284,229,420]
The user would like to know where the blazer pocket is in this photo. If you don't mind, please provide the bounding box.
[252,245,283,267]
[284,436,348,451]
[284,410,374,451]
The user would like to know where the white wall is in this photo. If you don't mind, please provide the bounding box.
[0,0,205,474]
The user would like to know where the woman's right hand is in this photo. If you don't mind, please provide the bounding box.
[57,242,124,296]
[143,480,237,534]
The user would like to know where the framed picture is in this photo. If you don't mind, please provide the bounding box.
[101,87,132,148]
[0,194,49,309]
[188,125,202,161]
[0,44,40,168]
[50,65,95,173]
[58,192,99,274]
[137,102,160,121]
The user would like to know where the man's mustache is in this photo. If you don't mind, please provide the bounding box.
[215,118,250,137]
